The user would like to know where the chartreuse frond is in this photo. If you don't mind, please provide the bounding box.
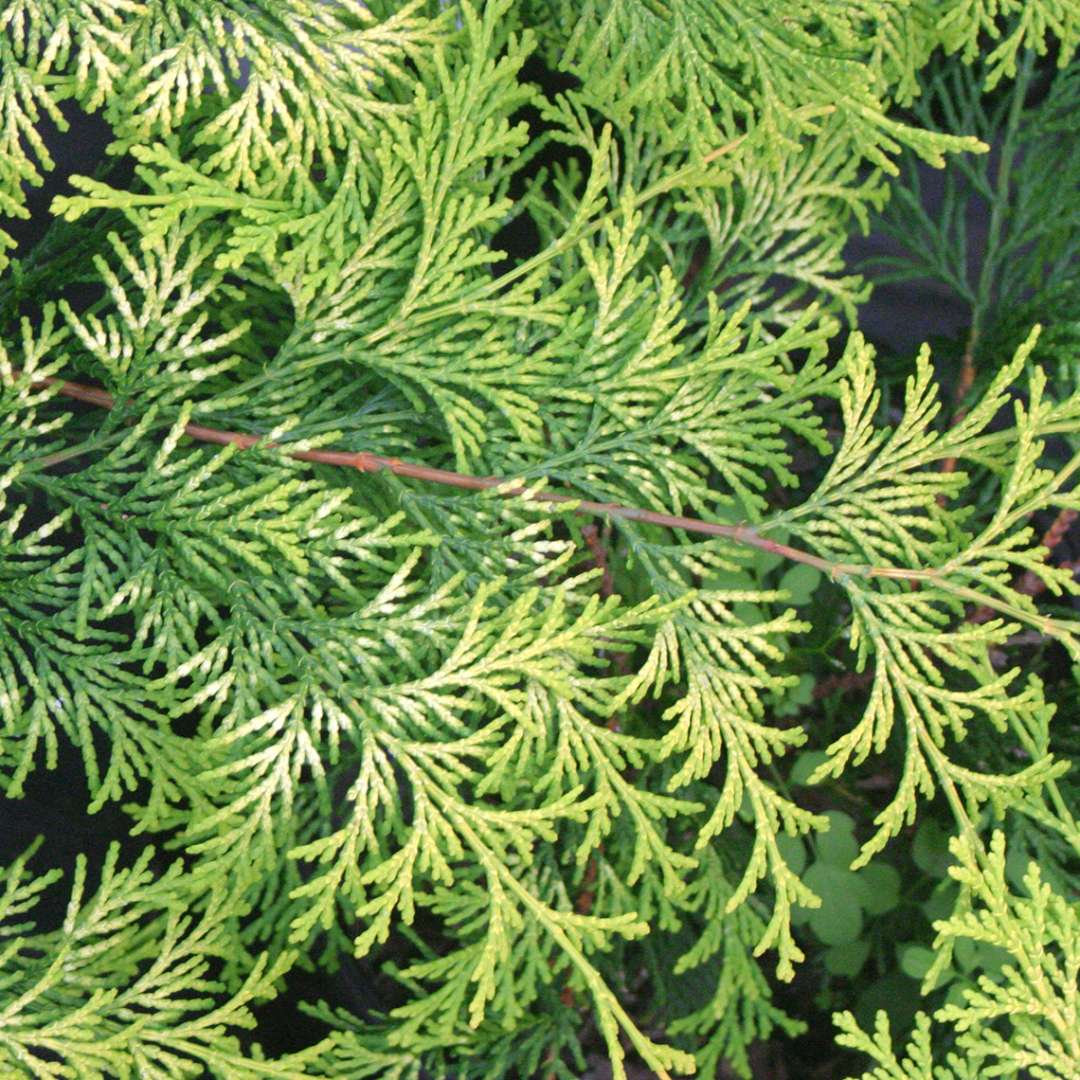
[764,330,1079,868]
[57,222,250,397]
[674,125,889,327]
[293,1002,431,1080]
[0,0,443,269]
[50,0,549,471]
[523,296,842,980]
[668,846,806,1076]
[524,0,985,169]
[835,831,1080,1080]
[0,313,205,809]
[934,831,1080,1076]
[934,0,1079,89]
[833,1011,978,1080]
[0,841,319,1079]
[275,573,699,1079]
[3,1,1080,1078]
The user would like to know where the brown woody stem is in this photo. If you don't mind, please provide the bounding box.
[14,371,964,592]
[23,371,1062,630]
[26,372,1080,646]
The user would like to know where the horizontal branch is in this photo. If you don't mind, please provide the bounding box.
[27,371,901,579]
[25,371,1080,650]
[10,371,1007,598]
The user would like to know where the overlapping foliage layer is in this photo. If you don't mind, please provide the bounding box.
[1,2,1079,1077]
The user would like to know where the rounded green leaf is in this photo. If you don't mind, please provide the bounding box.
[701,570,756,591]
[899,944,935,980]
[789,674,814,708]
[913,819,954,878]
[776,832,808,876]
[953,937,1009,976]
[791,750,830,786]
[732,600,766,626]
[791,902,813,927]
[856,863,902,915]
[779,563,823,605]
[817,811,859,867]
[1004,840,1031,890]
[810,892,863,947]
[922,880,959,921]
[802,863,864,946]
[754,528,791,574]
[954,936,978,971]
[824,939,871,978]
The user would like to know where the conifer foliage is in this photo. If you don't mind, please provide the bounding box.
[1,1,1079,1077]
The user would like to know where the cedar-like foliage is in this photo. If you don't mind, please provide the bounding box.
[1,2,1079,1077]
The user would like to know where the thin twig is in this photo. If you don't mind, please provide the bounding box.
[21,370,1080,656]
[581,523,616,600]
[26,370,910,581]
[1015,509,1079,597]
[970,508,1080,623]
[939,325,978,481]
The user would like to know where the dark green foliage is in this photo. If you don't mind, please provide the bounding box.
[1,2,1079,1078]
